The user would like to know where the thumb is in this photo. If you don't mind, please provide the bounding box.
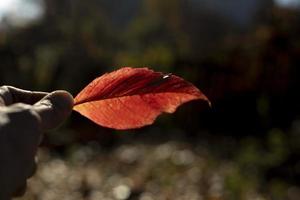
[33,90,74,130]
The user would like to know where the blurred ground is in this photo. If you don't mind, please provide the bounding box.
[1,0,300,199]
[18,125,300,200]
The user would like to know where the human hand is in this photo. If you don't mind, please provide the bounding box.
[0,86,73,199]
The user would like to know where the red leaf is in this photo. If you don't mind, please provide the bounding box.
[73,67,210,130]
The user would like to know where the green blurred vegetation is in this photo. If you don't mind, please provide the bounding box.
[1,0,300,199]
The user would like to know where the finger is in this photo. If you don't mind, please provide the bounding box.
[28,157,38,178]
[33,90,74,130]
[0,86,48,106]
[12,182,27,197]
[4,103,43,156]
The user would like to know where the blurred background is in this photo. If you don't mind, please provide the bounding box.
[0,0,300,199]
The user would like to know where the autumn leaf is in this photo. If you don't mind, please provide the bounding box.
[73,67,210,130]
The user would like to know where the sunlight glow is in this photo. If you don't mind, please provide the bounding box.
[0,0,43,26]
[274,0,300,8]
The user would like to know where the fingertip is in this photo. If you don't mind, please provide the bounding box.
[34,90,74,130]
[50,90,74,113]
